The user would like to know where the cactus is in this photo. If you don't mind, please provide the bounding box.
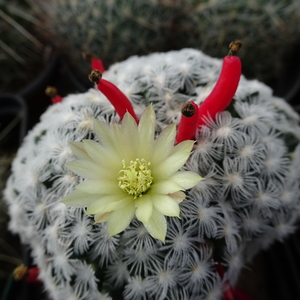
[37,0,300,82]
[0,0,45,92]
[4,48,300,299]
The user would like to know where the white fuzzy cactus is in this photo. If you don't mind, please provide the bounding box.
[4,49,300,300]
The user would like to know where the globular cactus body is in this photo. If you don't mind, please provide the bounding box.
[4,49,300,299]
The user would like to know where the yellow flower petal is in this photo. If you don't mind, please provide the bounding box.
[152,194,180,217]
[152,149,192,180]
[65,159,105,179]
[94,121,129,161]
[61,189,100,207]
[151,180,182,194]
[170,139,195,155]
[169,171,202,189]
[86,194,123,214]
[169,191,186,203]
[144,209,167,242]
[107,204,136,236]
[111,123,137,161]
[94,212,112,223]
[152,124,176,165]
[137,105,155,159]
[122,112,139,144]
[135,194,153,223]
[76,179,121,195]
[118,114,139,160]
[68,142,91,160]
[87,195,132,215]
[93,119,115,147]
[82,139,120,168]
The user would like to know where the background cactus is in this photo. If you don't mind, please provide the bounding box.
[4,48,300,299]
[36,0,300,84]
[0,0,46,92]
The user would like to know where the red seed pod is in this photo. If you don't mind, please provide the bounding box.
[91,58,105,73]
[198,40,242,128]
[88,70,138,123]
[83,52,106,73]
[98,79,139,123]
[25,267,40,284]
[198,55,241,127]
[51,95,63,104]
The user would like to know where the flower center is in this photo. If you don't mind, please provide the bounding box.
[118,158,153,199]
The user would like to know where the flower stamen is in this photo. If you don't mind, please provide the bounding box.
[118,158,153,199]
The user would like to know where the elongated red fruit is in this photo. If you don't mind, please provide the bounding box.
[88,69,139,123]
[52,95,63,104]
[92,58,105,73]
[25,267,40,283]
[175,101,199,144]
[83,52,106,73]
[98,78,139,123]
[198,55,241,127]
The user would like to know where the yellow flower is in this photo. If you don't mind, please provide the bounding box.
[62,106,202,241]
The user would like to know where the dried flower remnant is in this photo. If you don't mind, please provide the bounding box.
[176,101,199,144]
[45,86,63,104]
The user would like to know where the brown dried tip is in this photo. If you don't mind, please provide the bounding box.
[13,264,28,281]
[181,102,195,118]
[228,40,242,56]
[45,86,57,98]
[88,69,102,84]
[82,52,95,61]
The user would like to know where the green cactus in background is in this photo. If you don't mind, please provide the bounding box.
[37,0,300,83]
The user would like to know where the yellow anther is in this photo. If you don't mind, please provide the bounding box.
[118,158,153,199]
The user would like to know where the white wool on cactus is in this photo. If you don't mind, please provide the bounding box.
[4,48,300,300]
